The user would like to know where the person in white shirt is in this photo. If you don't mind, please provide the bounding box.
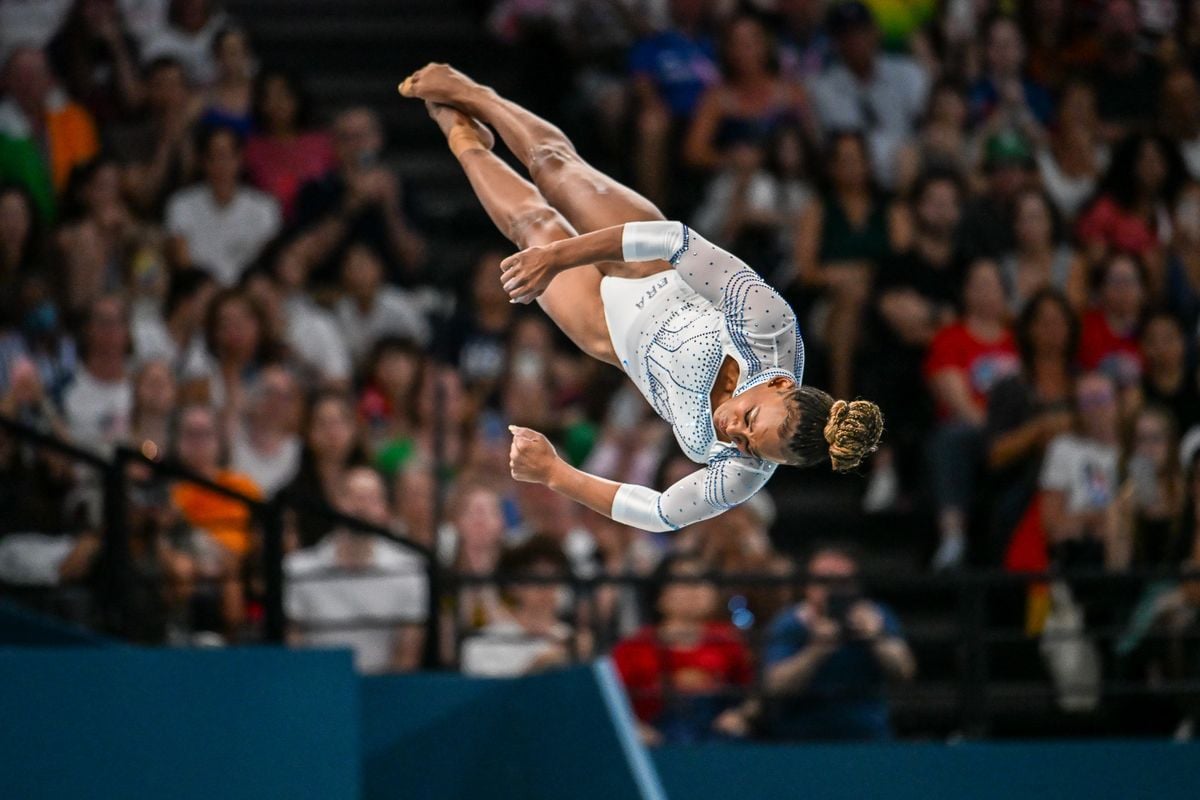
[460,535,583,677]
[285,466,428,674]
[335,241,430,367]
[1039,372,1122,567]
[62,295,132,451]
[165,125,281,286]
[131,265,214,377]
[137,0,226,85]
[229,364,302,496]
[808,2,928,188]
[242,268,351,387]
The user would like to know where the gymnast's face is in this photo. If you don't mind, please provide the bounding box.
[712,376,796,463]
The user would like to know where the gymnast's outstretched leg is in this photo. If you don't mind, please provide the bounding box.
[423,102,619,366]
[402,64,672,277]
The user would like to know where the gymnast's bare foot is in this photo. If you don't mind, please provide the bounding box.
[425,100,495,154]
[398,63,483,106]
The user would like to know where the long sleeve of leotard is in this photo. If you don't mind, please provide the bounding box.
[610,450,776,532]
[622,221,805,382]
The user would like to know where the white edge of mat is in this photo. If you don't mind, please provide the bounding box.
[592,656,669,800]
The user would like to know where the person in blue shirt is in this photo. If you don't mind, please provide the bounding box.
[758,543,915,740]
[967,16,1053,132]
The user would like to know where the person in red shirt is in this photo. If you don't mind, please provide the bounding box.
[923,259,1021,569]
[1077,253,1145,391]
[1074,134,1186,279]
[613,552,753,745]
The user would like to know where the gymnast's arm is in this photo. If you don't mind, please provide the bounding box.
[509,425,767,533]
[498,220,738,302]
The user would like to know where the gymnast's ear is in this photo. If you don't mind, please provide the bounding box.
[768,376,796,390]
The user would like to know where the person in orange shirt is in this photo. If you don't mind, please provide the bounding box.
[0,45,99,216]
[170,402,262,559]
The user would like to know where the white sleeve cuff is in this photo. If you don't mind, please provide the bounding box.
[611,483,676,532]
[621,221,688,264]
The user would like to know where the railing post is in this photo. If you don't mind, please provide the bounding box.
[959,572,988,738]
[261,498,286,644]
[101,447,132,637]
[423,555,443,669]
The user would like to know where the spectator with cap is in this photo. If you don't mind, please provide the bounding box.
[754,544,914,741]
[285,465,428,673]
[957,129,1036,263]
[809,0,928,188]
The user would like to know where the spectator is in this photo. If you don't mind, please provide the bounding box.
[967,15,1052,132]
[692,121,814,274]
[627,0,719,207]
[358,336,424,474]
[1077,253,1146,392]
[0,45,99,218]
[392,460,439,550]
[776,0,832,82]
[0,183,46,321]
[923,259,1021,569]
[1039,372,1122,569]
[794,130,901,400]
[62,294,132,450]
[613,552,752,745]
[443,482,508,662]
[140,0,227,86]
[809,1,928,188]
[55,155,138,314]
[242,263,351,388]
[128,357,176,457]
[682,13,809,175]
[438,248,513,402]
[1035,78,1108,224]
[229,363,302,497]
[198,25,254,137]
[0,0,73,58]
[165,124,281,286]
[957,129,1037,263]
[1161,67,1200,181]
[863,168,965,511]
[1139,311,1199,434]
[48,0,146,123]
[292,106,426,286]
[285,465,428,673]
[108,55,200,215]
[243,68,335,220]
[1000,188,1087,313]
[1112,406,1188,569]
[169,401,261,559]
[131,264,214,377]
[757,544,915,741]
[1075,134,1185,280]
[189,286,277,409]
[0,272,76,405]
[461,535,585,677]
[281,390,367,547]
[334,240,430,367]
[1165,182,1200,334]
[893,80,970,193]
[1089,0,1164,141]
[986,289,1077,559]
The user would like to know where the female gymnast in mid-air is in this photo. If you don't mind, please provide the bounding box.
[399,64,883,533]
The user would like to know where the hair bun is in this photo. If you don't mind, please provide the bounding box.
[823,399,883,473]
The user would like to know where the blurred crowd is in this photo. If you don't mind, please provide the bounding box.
[1,0,1200,742]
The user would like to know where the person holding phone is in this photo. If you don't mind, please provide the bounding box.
[715,544,914,741]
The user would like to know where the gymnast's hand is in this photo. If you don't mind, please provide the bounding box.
[500,244,558,304]
[509,425,559,483]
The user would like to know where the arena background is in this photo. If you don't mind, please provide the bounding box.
[1,0,1200,797]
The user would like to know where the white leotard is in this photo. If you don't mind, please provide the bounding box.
[600,220,805,532]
